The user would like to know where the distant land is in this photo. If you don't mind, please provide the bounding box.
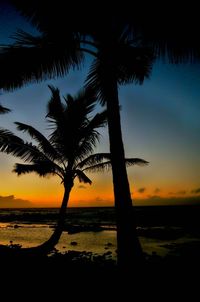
[0,195,33,208]
[0,194,200,208]
[136,195,200,206]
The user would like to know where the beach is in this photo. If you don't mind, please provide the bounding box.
[1,206,200,295]
[1,206,200,260]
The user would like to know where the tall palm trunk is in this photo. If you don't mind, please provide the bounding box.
[106,77,143,269]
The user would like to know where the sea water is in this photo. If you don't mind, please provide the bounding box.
[0,206,200,258]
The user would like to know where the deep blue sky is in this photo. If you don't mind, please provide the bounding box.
[0,3,200,206]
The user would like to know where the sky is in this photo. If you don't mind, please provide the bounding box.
[0,3,200,207]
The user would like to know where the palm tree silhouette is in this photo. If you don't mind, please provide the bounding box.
[0,86,148,255]
[0,7,154,267]
[3,2,197,268]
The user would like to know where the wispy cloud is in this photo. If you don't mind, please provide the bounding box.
[138,187,146,193]
[154,188,160,193]
[191,188,200,194]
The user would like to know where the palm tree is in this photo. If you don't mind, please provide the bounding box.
[84,27,154,267]
[0,85,148,255]
[0,9,153,268]
[2,2,198,268]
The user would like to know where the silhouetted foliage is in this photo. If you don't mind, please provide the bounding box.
[0,2,154,268]
[0,104,10,114]
[0,86,148,254]
[6,1,199,269]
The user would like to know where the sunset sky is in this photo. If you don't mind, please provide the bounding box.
[0,3,200,207]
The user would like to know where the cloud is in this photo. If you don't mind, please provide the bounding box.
[138,187,146,193]
[191,188,200,194]
[177,190,186,195]
[0,195,33,208]
[154,188,160,193]
[78,185,87,189]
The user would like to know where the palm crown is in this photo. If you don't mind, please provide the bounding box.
[0,86,104,185]
[85,25,154,104]
[0,85,148,254]
[0,15,154,91]
[0,86,148,187]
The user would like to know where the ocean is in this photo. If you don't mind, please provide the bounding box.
[0,206,200,259]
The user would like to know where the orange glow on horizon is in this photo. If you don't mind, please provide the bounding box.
[1,185,198,208]
[0,165,200,208]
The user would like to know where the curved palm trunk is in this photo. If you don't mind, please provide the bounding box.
[0,185,72,256]
[0,183,72,257]
[106,78,144,269]
[0,183,73,256]
[36,184,72,254]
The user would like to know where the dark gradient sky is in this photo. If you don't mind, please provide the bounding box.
[0,3,200,207]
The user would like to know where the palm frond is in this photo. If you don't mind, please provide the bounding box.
[0,128,24,150]
[0,128,46,162]
[65,87,97,115]
[13,162,57,177]
[124,158,149,166]
[48,87,105,163]
[11,1,98,35]
[83,161,112,173]
[61,88,97,134]
[128,7,200,63]
[76,153,111,169]
[15,122,59,161]
[75,169,92,184]
[0,104,11,114]
[75,110,107,160]
[0,31,83,91]
[85,57,106,104]
[116,46,154,85]
[11,1,87,33]
[10,1,50,31]
[84,158,149,173]
[46,85,64,121]
[11,29,43,47]
[85,41,154,104]
[87,110,107,130]
[73,139,97,162]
